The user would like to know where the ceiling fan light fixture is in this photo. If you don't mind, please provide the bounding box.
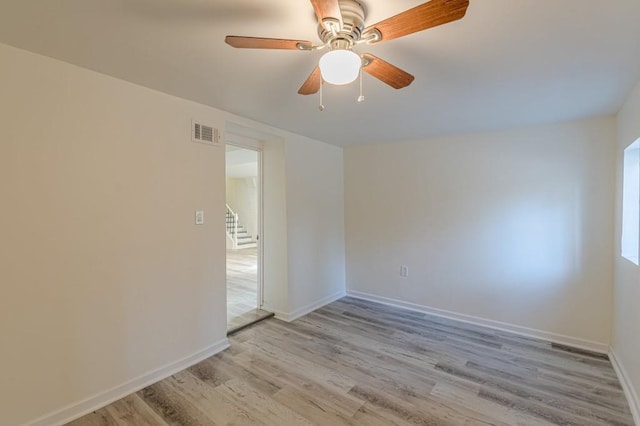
[319,49,361,85]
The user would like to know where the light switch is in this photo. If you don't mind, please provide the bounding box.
[195,210,204,225]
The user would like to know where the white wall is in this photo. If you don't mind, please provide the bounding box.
[285,136,346,318]
[345,117,616,349]
[0,42,226,425]
[226,177,259,240]
[0,43,345,425]
[613,78,640,421]
[261,137,289,315]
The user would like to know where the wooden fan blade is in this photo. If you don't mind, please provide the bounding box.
[362,54,414,89]
[298,66,322,95]
[310,0,343,30]
[364,0,469,43]
[225,36,311,50]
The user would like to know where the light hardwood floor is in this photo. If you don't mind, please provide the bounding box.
[69,297,634,425]
[227,248,258,330]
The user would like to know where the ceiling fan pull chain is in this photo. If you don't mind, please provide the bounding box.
[319,79,325,111]
[358,66,365,103]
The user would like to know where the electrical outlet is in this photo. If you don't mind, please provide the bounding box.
[195,210,204,225]
[400,265,409,277]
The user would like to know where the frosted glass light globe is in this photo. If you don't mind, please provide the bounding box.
[319,49,361,85]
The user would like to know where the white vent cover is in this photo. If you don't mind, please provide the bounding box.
[192,120,220,145]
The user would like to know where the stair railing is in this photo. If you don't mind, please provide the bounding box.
[226,204,239,249]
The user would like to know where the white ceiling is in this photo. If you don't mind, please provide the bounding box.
[1,1,639,146]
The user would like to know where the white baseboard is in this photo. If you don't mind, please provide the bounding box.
[610,348,640,425]
[260,304,285,319]
[346,290,609,354]
[272,290,346,322]
[26,338,230,426]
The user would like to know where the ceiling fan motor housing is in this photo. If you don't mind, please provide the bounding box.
[317,0,366,45]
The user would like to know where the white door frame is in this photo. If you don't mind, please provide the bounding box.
[225,133,264,308]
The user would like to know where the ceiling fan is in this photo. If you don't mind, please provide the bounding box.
[225,0,469,98]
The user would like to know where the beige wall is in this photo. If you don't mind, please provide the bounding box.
[226,177,259,240]
[0,42,226,425]
[285,136,346,316]
[260,136,290,316]
[613,78,640,420]
[345,117,616,349]
[0,43,345,425]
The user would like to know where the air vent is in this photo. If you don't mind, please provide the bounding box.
[192,120,220,145]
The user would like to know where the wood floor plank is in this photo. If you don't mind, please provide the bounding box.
[66,410,119,426]
[466,360,631,415]
[233,350,366,418]
[104,394,169,426]
[348,384,500,426]
[227,248,259,330]
[429,382,555,426]
[217,378,315,426]
[68,297,634,426]
[236,338,357,393]
[435,361,632,425]
[166,370,264,425]
[350,403,406,426]
[200,353,282,397]
[137,381,216,426]
[272,386,359,426]
[258,319,441,399]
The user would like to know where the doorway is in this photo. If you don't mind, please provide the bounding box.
[225,143,272,333]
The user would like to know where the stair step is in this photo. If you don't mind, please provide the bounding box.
[226,226,245,231]
[226,208,255,248]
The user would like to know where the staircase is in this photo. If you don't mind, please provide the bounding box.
[226,205,257,249]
